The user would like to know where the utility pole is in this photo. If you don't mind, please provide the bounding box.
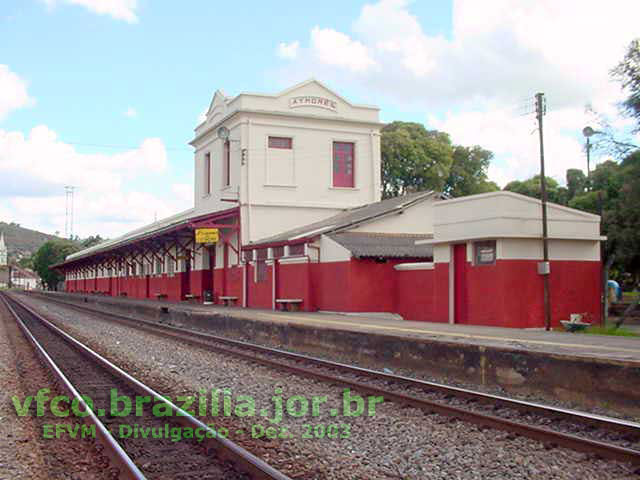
[64,186,75,239]
[535,92,552,331]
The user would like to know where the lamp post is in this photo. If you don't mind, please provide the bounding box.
[582,126,608,325]
[582,126,595,189]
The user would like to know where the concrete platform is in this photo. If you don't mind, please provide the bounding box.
[27,291,640,417]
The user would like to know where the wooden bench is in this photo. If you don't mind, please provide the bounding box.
[184,293,200,302]
[155,292,168,299]
[219,296,238,306]
[276,298,303,312]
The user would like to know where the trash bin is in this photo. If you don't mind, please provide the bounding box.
[203,290,213,304]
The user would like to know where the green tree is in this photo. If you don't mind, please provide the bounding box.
[503,175,569,205]
[567,190,601,214]
[32,240,79,290]
[569,154,640,279]
[587,39,640,159]
[566,168,587,200]
[444,146,499,197]
[612,38,640,131]
[17,256,33,269]
[81,235,105,248]
[381,121,454,198]
[606,151,640,277]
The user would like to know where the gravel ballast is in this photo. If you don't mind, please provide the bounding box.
[0,298,114,480]
[21,294,639,480]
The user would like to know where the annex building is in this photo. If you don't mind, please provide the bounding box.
[58,80,603,328]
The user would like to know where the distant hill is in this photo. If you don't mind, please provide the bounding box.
[0,222,62,261]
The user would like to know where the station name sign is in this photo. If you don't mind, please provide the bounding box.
[195,228,219,244]
[289,96,337,112]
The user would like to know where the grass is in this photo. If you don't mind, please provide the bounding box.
[582,325,639,337]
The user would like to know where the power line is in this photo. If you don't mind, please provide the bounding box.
[64,141,192,152]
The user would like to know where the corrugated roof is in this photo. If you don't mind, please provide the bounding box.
[329,232,434,259]
[62,206,238,266]
[65,208,197,262]
[249,191,438,246]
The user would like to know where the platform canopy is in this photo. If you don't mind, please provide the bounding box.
[53,206,239,272]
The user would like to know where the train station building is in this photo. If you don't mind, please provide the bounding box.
[57,80,604,328]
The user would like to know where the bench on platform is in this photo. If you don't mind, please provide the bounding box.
[119,292,128,297]
[154,292,168,299]
[276,298,303,311]
[219,296,238,306]
[184,294,200,302]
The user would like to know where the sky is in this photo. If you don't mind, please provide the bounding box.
[1,0,639,239]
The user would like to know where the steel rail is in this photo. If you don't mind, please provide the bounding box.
[36,293,640,435]
[24,292,640,465]
[1,293,147,480]
[3,293,292,480]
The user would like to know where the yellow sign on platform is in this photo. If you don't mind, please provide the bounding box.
[195,228,219,244]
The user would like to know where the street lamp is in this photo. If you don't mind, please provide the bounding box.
[582,126,595,185]
[583,126,607,325]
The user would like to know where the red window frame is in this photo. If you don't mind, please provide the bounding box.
[223,140,230,187]
[332,141,355,188]
[268,136,292,149]
[204,152,211,195]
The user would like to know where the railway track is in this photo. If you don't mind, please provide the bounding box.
[1,293,292,480]
[19,292,640,467]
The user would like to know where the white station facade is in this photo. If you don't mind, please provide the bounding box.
[59,80,604,328]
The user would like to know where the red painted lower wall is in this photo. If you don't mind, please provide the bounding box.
[395,268,436,322]
[395,259,601,328]
[311,262,351,312]
[277,262,313,311]
[247,264,272,309]
[349,259,405,312]
[213,266,244,305]
[64,257,601,329]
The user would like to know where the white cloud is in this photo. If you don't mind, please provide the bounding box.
[310,27,376,73]
[279,0,640,184]
[429,105,588,187]
[42,0,138,23]
[171,183,193,205]
[277,41,300,60]
[0,65,34,121]
[0,125,191,238]
[353,0,446,77]
[124,107,137,118]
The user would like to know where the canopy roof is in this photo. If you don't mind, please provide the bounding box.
[55,206,239,269]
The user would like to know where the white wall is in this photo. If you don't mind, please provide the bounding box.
[433,244,451,263]
[499,238,600,261]
[191,80,382,244]
[433,191,601,242]
[318,235,351,263]
[350,197,436,234]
